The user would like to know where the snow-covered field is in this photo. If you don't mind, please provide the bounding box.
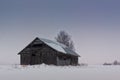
[0,64,120,80]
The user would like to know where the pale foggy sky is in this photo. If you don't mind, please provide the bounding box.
[0,0,120,64]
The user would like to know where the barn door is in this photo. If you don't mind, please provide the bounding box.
[30,54,36,65]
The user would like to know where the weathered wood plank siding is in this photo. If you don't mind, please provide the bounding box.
[19,38,79,66]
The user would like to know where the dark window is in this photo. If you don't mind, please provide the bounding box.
[64,57,66,60]
[32,44,43,48]
[32,54,36,56]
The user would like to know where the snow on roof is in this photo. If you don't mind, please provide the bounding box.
[40,38,80,57]
[18,37,80,57]
[40,38,66,54]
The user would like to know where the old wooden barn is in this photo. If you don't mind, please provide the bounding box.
[18,37,80,66]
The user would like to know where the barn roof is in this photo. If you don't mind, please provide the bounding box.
[40,38,80,57]
[19,37,80,57]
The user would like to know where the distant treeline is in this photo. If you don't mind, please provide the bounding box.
[103,60,120,65]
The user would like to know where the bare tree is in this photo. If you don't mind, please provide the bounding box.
[55,31,75,51]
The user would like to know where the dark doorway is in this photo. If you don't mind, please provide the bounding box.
[30,54,36,65]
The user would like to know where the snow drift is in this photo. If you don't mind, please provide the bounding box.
[0,64,119,80]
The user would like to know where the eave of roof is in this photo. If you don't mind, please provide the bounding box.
[18,37,80,57]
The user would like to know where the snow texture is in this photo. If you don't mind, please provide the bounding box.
[0,64,120,80]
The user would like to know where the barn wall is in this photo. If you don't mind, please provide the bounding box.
[57,57,71,65]
[20,53,78,66]
[20,44,58,65]
[19,39,79,66]
[56,53,78,66]
[70,56,78,65]
[42,52,57,65]
[20,54,31,65]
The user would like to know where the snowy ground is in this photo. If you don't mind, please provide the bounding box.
[0,64,120,80]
